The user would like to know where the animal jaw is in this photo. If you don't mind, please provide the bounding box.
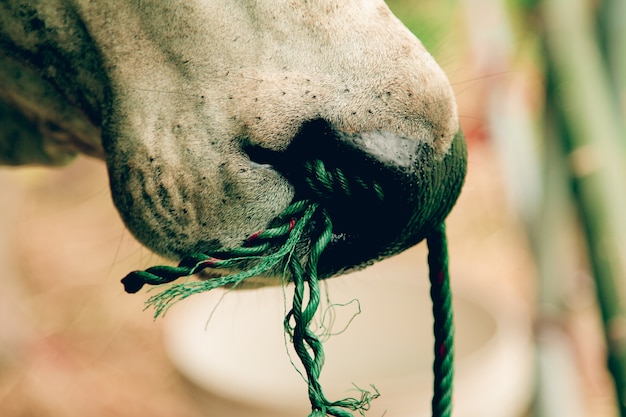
[1,0,465,277]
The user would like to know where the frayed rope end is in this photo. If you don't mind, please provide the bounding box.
[121,201,455,417]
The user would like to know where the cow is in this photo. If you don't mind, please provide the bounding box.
[0,0,466,280]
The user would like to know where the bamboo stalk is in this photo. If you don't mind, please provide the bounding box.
[598,0,626,115]
[540,0,626,414]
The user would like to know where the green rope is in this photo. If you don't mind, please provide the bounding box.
[122,200,380,416]
[284,209,381,417]
[121,162,456,417]
[427,224,454,417]
[302,159,385,203]
[122,200,313,314]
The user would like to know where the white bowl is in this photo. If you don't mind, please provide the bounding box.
[163,254,533,417]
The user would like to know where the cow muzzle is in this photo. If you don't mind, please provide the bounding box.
[244,119,467,278]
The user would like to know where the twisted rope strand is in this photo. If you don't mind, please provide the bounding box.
[122,201,314,316]
[303,159,384,202]
[427,223,455,417]
[285,211,379,416]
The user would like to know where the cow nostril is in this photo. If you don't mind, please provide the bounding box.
[243,119,405,235]
[241,140,281,168]
[244,119,466,276]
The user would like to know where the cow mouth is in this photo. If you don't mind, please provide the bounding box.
[120,120,466,294]
[243,119,467,278]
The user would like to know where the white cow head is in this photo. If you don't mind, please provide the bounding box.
[0,0,466,277]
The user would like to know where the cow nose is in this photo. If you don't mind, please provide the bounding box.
[244,119,467,277]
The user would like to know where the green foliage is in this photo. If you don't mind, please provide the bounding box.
[386,0,458,55]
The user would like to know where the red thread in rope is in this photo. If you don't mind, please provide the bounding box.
[439,342,447,358]
[246,230,263,242]
[198,257,220,268]
[438,270,445,286]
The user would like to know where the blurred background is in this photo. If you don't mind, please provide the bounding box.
[0,0,624,416]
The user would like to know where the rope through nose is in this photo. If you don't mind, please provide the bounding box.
[121,159,455,417]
